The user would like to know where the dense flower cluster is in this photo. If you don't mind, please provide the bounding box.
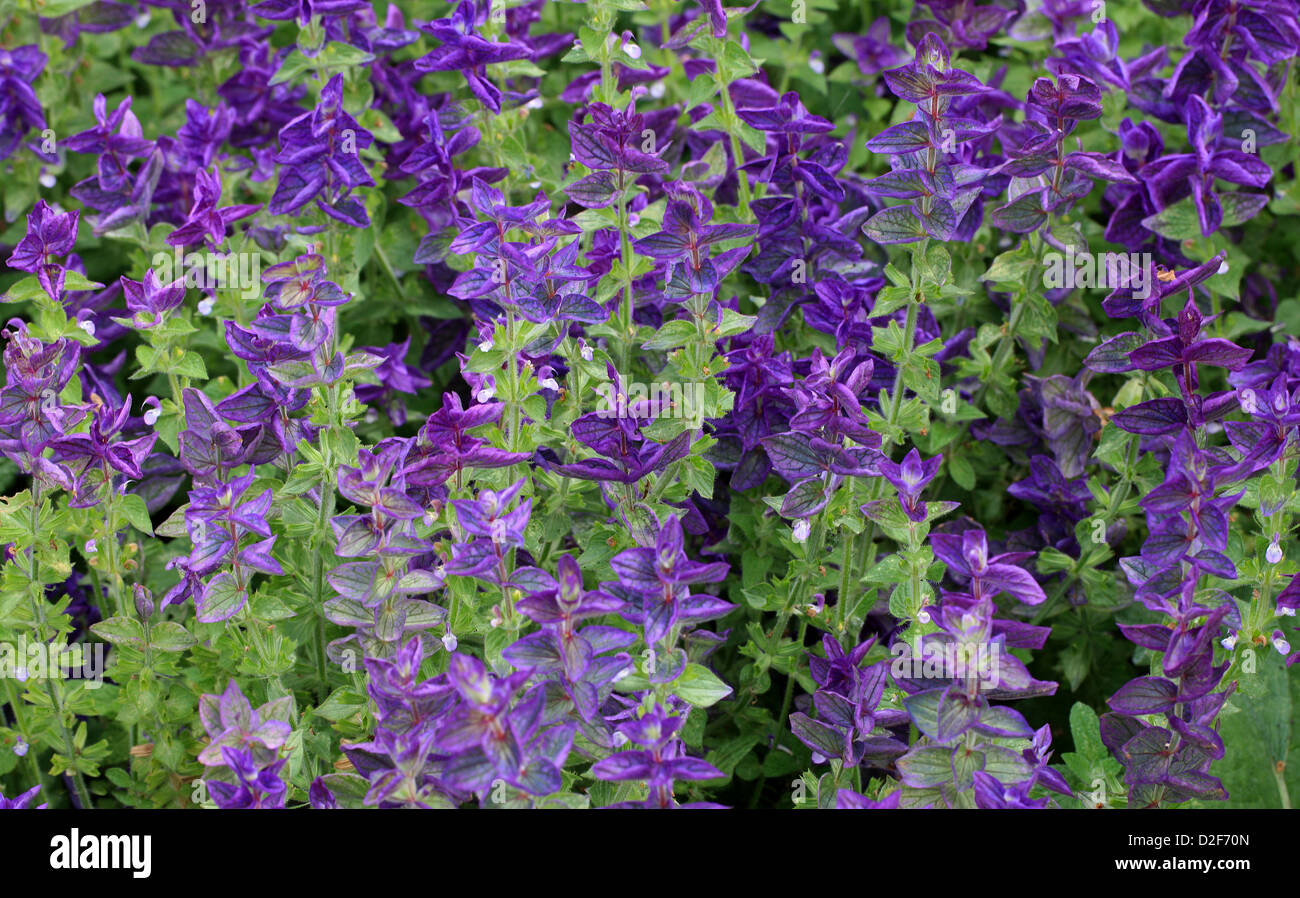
[0,0,1297,813]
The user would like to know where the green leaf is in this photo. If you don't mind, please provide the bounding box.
[315,688,368,722]
[118,493,153,536]
[91,617,145,649]
[947,453,975,490]
[1014,291,1058,342]
[673,663,733,707]
[715,309,757,337]
[981,245,1036,284]
[1069,701,1107,762]
[1214,654,1297,807]
[171,351,208,380]
[62,271,104,292]
[2,276,47,303]
[722,40,758,79]
[149,622,197,652]
[872,285,912,318]
[1140,198,1201,241]
[642,320,698,351]
[896,746,953,788]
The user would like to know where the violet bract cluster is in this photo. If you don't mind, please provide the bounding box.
[0,0,1297,814]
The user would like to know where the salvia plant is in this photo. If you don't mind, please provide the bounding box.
[0,0,1297,813]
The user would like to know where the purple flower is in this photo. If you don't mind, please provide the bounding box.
[592,704,725,808]
[208,747,289,809]
[270,74,375,226]
[6,200,80,300]
[166,167,260,249]
[790,634,908,766]
[876,448,942,522]
[930,528,1047,605]
[0,785,47,809]
[117,269,187,329]
[608,512,731,643]
[250,0,369,25]
[413,1,531,114]
[1142,97,1272,236]
[62,94,153,192]
[0,46,48,162]
[198,680,292,767]
[633,186,756,295]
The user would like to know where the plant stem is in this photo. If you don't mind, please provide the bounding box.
[1274,761,1292,810]
[27,488,93,809]
[837,296,919,631]
[311,383,340,695]
[3,678,47,798]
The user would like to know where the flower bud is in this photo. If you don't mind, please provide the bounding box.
[134,583,155,620]
[1266,535,1283,565]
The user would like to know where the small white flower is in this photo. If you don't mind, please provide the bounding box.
[478,338,494,352]
[1273,632,1291,655]
[917,607,932,624]
[143,406,160,427]
[628,213,640,227]
[1218,259,1229,275]
[528,180,541,189]
[1278,606,1296,617]
[809,54,825,74]
[540,377,560,392]
[525,97,544,110]
[197,297,215,315]
[441,632,459,652]
[15,666,28,683]
[39,173,56,188]
[134,10,151,27]
[623,39,641,59]
[792,519,810,543]
[612,665,632,683]
[1266,535,1283,565]
[85,539,98,555]
[579,341,594,362]
[364,407,379,424]
[13,738,28,758]
[475,385,496,402]
[1221,634,1238,650]
[612,731,629,747]
[79,320,96,336]
[649,81,666,99]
